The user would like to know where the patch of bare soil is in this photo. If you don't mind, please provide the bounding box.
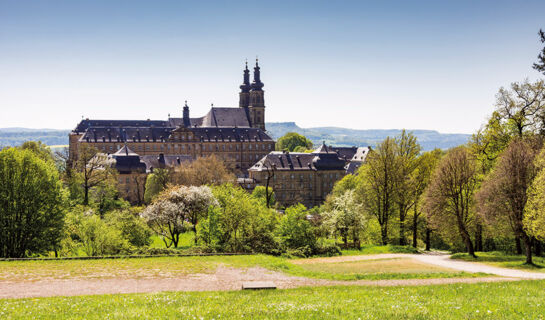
[0,266,518,299]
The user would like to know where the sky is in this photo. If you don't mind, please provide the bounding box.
[0,0,544,134]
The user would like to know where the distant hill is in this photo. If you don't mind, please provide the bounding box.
[0,124,471,151]
[0,128,70,147]
[266,122,471,151]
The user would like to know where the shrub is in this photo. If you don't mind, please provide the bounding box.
[277,204,317,251]
[105,209,152,247]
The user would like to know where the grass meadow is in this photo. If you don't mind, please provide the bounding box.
[1,280,544,319]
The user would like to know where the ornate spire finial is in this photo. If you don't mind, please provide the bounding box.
[184,100,188,106]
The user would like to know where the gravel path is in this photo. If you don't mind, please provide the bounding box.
[412,254,545,279]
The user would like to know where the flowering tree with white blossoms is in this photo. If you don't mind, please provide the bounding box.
[141,185,218,248]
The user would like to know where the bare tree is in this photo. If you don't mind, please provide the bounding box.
[533,29,545,75]
[172,155,235,186]
[477,137,543,264]
[425,147,478,257]
[74,144,114,205]
[495,80,545,137]
[262,160,276,208]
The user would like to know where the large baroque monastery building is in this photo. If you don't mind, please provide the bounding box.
[69,61,370,206]
[69,60,274,174]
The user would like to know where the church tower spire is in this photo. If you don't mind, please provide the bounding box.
[183,100,191,127]
[248,58,265,130]
[239,60,251,108]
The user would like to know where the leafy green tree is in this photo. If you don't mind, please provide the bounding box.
[330,173,360,197]
[76,213,130,256]
[19,141,54,163]
[144,168,171,204]
[478,137,543,264]
[410,149,442,249]
[277,204,316,252]
[105,209,153,247]
[276,132,313,152]
[0,148,66,258]
[525,146,545,241]
[211,184,278,253]
[357,137,398,245]
[424,147,478,257]
[252,185,276,207]
[393,130,421,245]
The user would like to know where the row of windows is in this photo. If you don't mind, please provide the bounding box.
[91,143,273,153]
[272,172,340,180]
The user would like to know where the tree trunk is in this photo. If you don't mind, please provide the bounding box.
[381,223,388,245]
[522,234,533,264]
[83,185,89,205]
[459,226,475,257]
[534,239,542,257]
[412,206,418,248]
[399,207,406,246]
[515,236,522,254]
[425,228,431,251]
[475,223,483,252]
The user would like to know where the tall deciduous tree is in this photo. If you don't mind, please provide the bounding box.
[425,147,478,257]
[478,137,543,264]
[525,146,545,241]
[494,80,545,137]
[358,137,397,245]
[144,168,171,204]
[410,149,442,248]
[0,148,65,257]
[393,130,421,245]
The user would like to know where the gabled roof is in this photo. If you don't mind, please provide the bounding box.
[113,145,138,156]
[141,154,193,171]
[201,107,251,128]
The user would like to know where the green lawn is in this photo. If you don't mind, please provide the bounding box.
[1,281,544,319]
[149,233,195,249]
[451,251,545,272]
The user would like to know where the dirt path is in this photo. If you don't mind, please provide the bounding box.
[0,266,516,299]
